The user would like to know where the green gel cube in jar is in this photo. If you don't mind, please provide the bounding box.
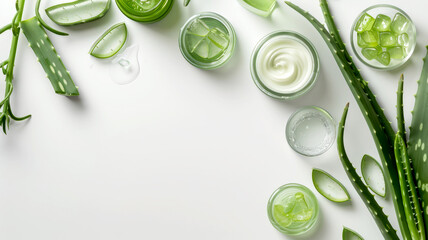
[354,13,375,33]
[351,4,416,70]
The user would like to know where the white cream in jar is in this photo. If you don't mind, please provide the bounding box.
[251,32,319,99]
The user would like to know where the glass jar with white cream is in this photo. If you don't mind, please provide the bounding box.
[250,31,320,100]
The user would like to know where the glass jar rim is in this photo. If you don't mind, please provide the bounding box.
[115,0,173,23]
[350,4,417,70]
[267,183,319,235]
[178,12,236,70]
[250,31,320,100]
[285,106,336,157]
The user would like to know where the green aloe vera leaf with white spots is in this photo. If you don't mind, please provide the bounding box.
[285,1,410,238]
[312,168,350,202]
[89,22,127,59]
[21,17,79,96]
[46,0,111,26]
[408,46,428,236]
[361,155,386,197]
[342,227,364,240]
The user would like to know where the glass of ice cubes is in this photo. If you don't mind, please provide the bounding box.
[350,4,416,70]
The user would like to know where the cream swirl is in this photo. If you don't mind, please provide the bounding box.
[256,36,314,94]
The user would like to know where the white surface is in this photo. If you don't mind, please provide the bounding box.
[0,0,426,239]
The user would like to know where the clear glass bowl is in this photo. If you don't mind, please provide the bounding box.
[178,12,236,70]
[267,183,319,236]
[350,4,416,70]
[285,106,336,156]
[250,31,319,100]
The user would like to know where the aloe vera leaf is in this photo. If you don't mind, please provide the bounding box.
[89,22,127,59]
[338,103,399,240]
[0,23,12,34]
[46,0,111,26]
[408,46,428,236]
[35,0,68,36]
[361,155,386,197]
[21,17,79,96]
[397,74,406,144]
[184,0,190,7]
[284,2,409,238]
[343,227,364,240]
[319,0,396,146]
[312,168,350,202]
[395,133,426,240]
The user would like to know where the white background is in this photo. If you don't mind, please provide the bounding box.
[0,0,426,239]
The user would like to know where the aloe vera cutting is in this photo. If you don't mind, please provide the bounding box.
[46,0,111,26]
[89,22,127,59]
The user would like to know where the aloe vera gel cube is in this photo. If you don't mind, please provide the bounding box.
[377,51,391,66]
[391,13,410,34]
[361,30,378,47]
[387,46,404,59]
[373,14,391,31]
[379,32,397,47]
[362,47,381,60]
[354,13,375,33]
[398,33,409,47]
[357,33,368,48]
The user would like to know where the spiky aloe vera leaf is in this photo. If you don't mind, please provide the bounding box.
[397,74,406,144]
[20,17,79,96]
[284,2,408,238]
[408,46,428,235]
[395,133,426,240]
[338,103,399,240]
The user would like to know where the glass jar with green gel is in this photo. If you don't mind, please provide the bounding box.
[115,0,174,23]
[267,183,319,236]
[179,12,236,70]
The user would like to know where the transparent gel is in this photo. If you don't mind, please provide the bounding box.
[286,106,336,156]
[109,45,140,85]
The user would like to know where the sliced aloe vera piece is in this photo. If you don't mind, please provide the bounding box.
[89,23,127,59]
[312,168,350,203]
[343,227,364,240]
[361,155,386,197]
[46,0,111,26]
[184,0,191,7]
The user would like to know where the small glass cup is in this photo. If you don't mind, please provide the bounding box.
[250,31,319,100]
[179,12,236,70]
[267,183,319,236]
[286,106,336,156]
[350,4,416,70]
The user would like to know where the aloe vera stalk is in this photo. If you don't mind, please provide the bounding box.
[284,1,411,238]
[395,133,425,240]
[89,22,127,59]
[35,0,68,36]
[343,227,364,240]
[21,17,79,96]
[0,0,31,134]
[312,168,350,203]
[408,46,428,235]
[361,155,386,197]
[338,104,399,240]
[184,0,190,7]
[46,0,111,26]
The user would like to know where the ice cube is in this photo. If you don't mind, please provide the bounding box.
[187,19,210,37]
[387,46,405,59]
[361,30,379,47]
[361,47,381,60]
[373,14,391,32]
[397,33,410,47]
[354,13,375,33]
[377,51,391,66]
[208,28,230,49]
[391,13,410,34]
[379,32,397,47]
